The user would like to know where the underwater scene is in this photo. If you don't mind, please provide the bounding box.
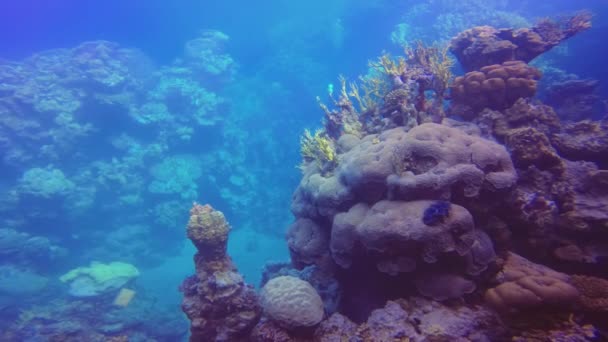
[0,0,607,341]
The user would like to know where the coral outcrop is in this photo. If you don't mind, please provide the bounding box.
[449,13,592,71]
[171,16,605,342]
[181,203,260,341]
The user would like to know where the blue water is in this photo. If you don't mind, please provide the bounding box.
[1,1,607,340]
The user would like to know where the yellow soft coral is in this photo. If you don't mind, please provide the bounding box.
[300,129,336,171]
[369,52,407,77]
[405,41,454,97]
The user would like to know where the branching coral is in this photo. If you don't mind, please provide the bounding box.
[369,52,407,77]
[405,41,455,98]
[300,129,337,172]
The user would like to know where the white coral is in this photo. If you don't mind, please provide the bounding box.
[260,276,324,329]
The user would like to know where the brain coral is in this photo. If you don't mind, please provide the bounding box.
[260,276,324,330]
[450,61,541,116]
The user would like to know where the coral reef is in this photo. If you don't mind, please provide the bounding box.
[1,6,603,340]
[227,15,607,342]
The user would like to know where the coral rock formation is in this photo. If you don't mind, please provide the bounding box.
[181,203,260,341]
[449,13,592,71]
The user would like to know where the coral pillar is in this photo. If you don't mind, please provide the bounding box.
[180,203,260,342]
